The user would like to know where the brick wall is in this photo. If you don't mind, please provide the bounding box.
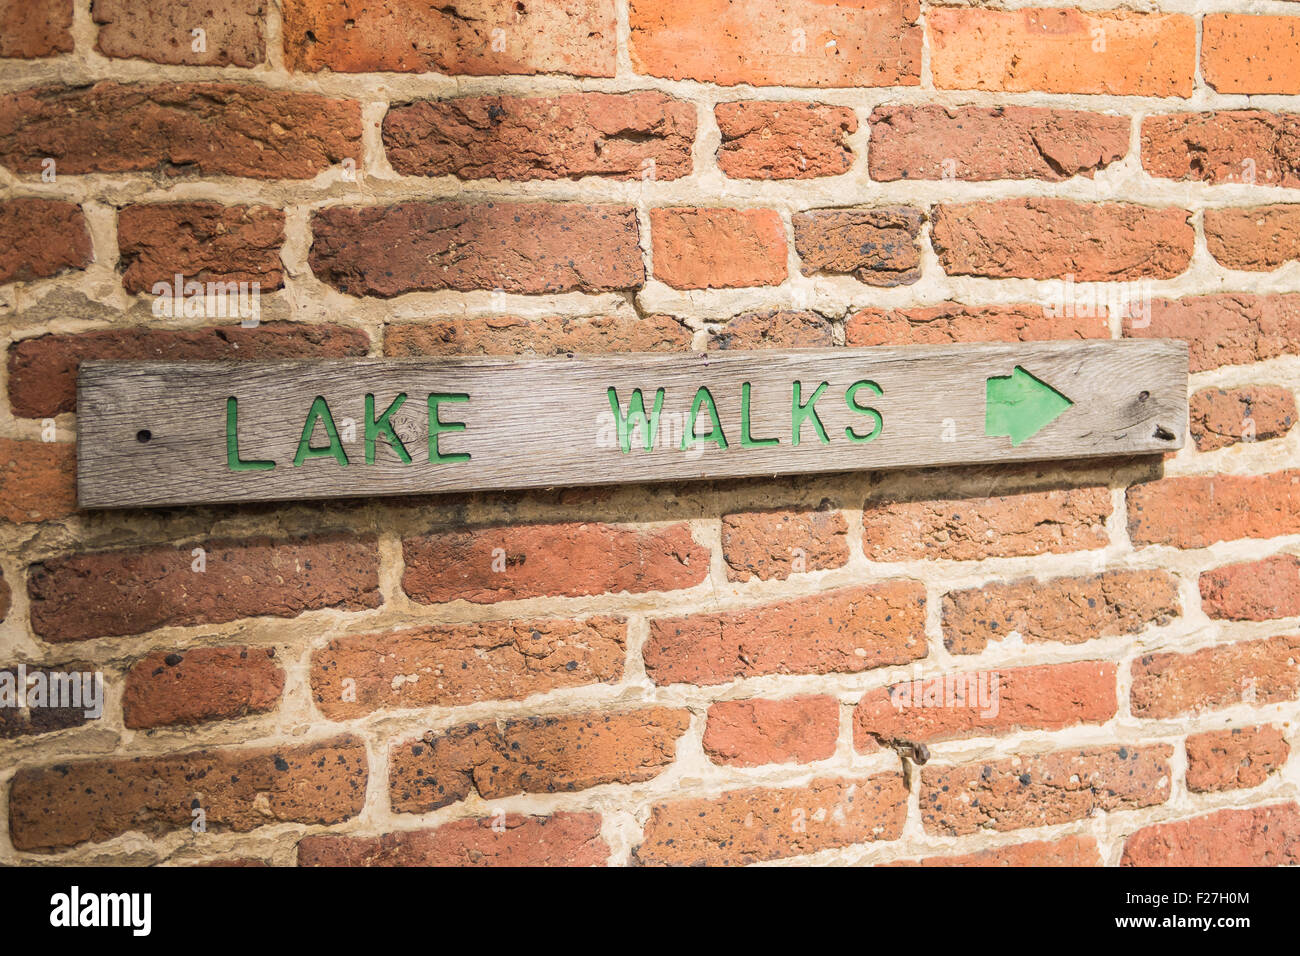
[1,0,1299,867]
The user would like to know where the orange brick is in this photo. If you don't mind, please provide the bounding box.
[1200,554,1300,622]
[703,696,839,767]
[888,835,1101,867]
[863,486,1110,561]
[1122,804,1300,866]
[0,438,75,524]
[634,775,908,865]
[932,199,1192,281]
[1185,725,1290,793]
[1204,205,1300,272]
[628,0,921,88]
[402,521,708,604]
[1130,636,1300,719]
[389,708,690,813]
[282,0,617,76]
[721,508,849,582]
[297,813,609,866]
[1129,471,1300,549]
[645,583,926,686]
[1189,386,1297,452]
[651,207,788,290]
[1203,15,1300,94]
[846,303,1109,346]
[929,8,1194,96]
[921,745,1172,835]
[854,661,1117,748]
[311,617,626,718]
[942,570,1180,654]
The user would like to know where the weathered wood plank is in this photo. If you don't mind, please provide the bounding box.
[76,340,1188,509]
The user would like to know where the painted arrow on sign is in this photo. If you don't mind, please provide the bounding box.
[985,366,1074,446]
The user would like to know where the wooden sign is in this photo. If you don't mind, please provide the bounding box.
[76,340,1188,509]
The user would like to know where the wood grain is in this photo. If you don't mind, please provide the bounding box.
[76,340,1188,509]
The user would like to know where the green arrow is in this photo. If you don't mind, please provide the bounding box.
[985,366,1073,446]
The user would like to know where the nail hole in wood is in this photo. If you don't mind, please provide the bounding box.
[136,429,152,443]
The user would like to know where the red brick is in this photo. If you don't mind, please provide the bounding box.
[93,0,266,67]
[282,0,617,76]
[1121,804,1300,866]
[0,661,97,739]
[297,812,609,866]
[0,199,91,284]
[929,8,1194,96]
[117,202,284,294]
[633,774,908,866]
[715,101,856,180]
[921,745,1172,836]
[942,570,1180,655]
[1143,111,1300,187]
[863,486,1111,561]
[708,310,834,350]
[311,201,642,297]
[27,535,381,643]
[0,83,361,179]
[1202,15,1300,95]
[868,105,1129,182]
[1185,725,1290,793]
[8,322,369,419]
[651,207,787,290]
[645,582,926,687]
[311,616,625,718]
[1205,205,1300,272]
[628,0,921,88]
[846,302,1109,346]
[1190,386,1297,452]
[0,0,72,58]
[384,92,694,181]
[0,438,75,524]
[383,314,688,357]
[1125,293,1300,373]
[932,199,1192,281]
[389,708,689,813]
[1128,470,1300,549]
[1201,554,1300,622]
[889,835,1101,867]
[1130,636,1300,719]
[402,521,707,605]
[855,661,1116,748]
[9,735,367,851]
[123,646,284,729]
[721,508,849,582]
[793,207,922,286]
[703,696,839,767]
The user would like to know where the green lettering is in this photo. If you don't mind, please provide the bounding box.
[845,380,884,443]
[293,396,348,467]
[607,387,665,453]
[428,393,470,463]
[365,392,412,465]
[792,380,829,446]
[681,386,728,450]
[225,397,274,471]
[740,382,779,448]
